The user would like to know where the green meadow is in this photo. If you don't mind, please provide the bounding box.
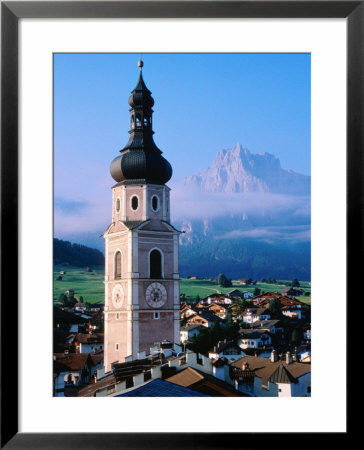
[53,265,310,306]
[53,265,104,305]
[180,279,311,305]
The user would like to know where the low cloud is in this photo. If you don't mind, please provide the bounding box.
[54,195,109,237]
[218,224,311,243]
[170,186,310,221]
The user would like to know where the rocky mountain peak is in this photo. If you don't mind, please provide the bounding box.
[181,143,310,195]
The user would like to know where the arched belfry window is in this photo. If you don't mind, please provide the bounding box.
[135,114,141,127]
[143,117,148,126]
[114,251,122,279]
[150,249,162,279]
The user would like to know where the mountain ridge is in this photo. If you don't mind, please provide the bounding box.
[180,142,310,195]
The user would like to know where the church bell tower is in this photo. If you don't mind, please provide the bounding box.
[103,60,180,372]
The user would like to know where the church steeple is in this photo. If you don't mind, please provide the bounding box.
[110,60,172,185]
[103,59,180,371]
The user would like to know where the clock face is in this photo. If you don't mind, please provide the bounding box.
[145,282,167,308]
[112,284,124,309]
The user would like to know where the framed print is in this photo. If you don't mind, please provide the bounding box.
[1,0,360,447]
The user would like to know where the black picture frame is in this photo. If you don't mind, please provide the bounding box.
[1,1,358,448]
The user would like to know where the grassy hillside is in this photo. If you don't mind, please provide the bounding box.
[53,265,310,306]
[180,279,311,304]
[53,265,104,305]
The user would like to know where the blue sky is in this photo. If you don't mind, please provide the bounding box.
[54,53,310,247]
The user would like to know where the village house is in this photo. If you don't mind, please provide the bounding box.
[208,340,246,361]
[180,324,204,343]
[242,307,271,324]
[53,352,95,397]
[282,305,306,320]
[90,354,104,380]
[180,305,200,319]
[206,303,229,319]
[73,333,104,354]
[238,329,272,349]
[252,292,280,306]
[230,352,311,397]
[185,310,225,328]
[227,289,243,299]
[73,302,85,312]
[202,294,232,305]
[281,287,304,297]
[249,319,284,335]
[293,345,311,363]
[85,310,104,333]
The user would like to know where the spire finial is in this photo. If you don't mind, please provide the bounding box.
[138,55,143,71]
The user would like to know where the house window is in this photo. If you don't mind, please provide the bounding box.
[154,312,160,320]
[107,384,116,395]
[144,371,152,382]
[150,249,162,279]
[126,377,134,389]
[131,195,139,211]
[115,343,119,351]
[151,195,159,212]
[114,251,122,279]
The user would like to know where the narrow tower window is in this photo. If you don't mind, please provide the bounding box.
[115,198,120,212]
[114,251,122,279]
[150,249,162,279]
[151,195,159,212]
[143,117,148,126]
[135,114,141,127]
[131,196,139,211]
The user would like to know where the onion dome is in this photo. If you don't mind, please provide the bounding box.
[110,60,172,185]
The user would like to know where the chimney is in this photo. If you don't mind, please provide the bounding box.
[271,350,277,362]
[286,351,292,365]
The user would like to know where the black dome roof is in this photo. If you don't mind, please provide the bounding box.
[110,151,172,185]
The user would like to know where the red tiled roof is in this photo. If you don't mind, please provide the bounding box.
[53,353,90,372]
[231,355,311,386]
